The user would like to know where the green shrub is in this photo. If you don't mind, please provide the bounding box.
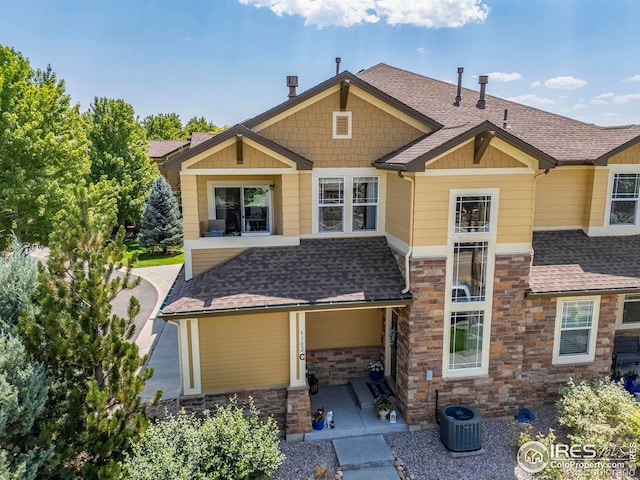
[557,378,638,452]
[124,396,284,480]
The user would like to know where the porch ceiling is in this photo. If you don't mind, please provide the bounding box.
[161,236,411,316]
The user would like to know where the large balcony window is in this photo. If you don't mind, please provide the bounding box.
[212,186,271,235]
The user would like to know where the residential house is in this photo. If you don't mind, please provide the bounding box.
[147,139,189,191]
[159,63,640,440]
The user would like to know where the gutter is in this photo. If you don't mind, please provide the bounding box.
[525,286,640,298]
[398,171,415,294]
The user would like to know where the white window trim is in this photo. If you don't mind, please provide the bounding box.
[442,189,498,379]
[552,296,600,365]
[602,165,640,235]
[332,111,352,139]
[311,168,385,236]
[207,181,273,236]
[615,293,640,330]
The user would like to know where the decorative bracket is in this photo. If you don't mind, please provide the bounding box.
[474,131,495,164]
[340,79,350,111]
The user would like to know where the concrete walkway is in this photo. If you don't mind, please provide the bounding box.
[130,264,183,403]
[333,435,398,480]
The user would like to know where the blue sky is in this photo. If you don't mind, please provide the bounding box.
[1,0,639,127]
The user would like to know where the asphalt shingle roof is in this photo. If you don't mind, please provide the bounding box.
[146,139,189,158]
[530,230,640,294]
[358,64,640,166]
[161,237,411,316]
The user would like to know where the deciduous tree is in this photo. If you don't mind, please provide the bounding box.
[86,97,158,226]
[142,113,185,140]
[0,44,90,248]
[184,116,223,136]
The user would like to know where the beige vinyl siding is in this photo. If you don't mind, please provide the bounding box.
[608,143,640,164]
[198,313,289,392]
[280,174,300,236]
[385,172,411,244]
[299,173,312,235]
[427,143,525,169]
[191,248,246,276]
[413,173,535,246]
[533,168,589,228]
[181,175,200,240]
[585,168,609,228]
[186,142,291,169]
[306,309,382,350]
[259,89,424,168]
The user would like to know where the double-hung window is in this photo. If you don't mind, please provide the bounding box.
[317,175,379,233]
[616,294,640,329]
[445,192,496,377]
[610,173,640,225]
[553,297,600,365]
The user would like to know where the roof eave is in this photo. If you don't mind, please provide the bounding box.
[158,297,413,320]
[593,134,640,166]
[378,121,558,172]
[244,71,443,131]
[162,124,313,171]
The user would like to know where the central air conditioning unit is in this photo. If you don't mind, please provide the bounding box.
[440,405,482,452]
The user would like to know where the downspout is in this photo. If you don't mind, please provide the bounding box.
[398,171,415,294]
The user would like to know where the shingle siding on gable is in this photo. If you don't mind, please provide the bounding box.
[426,143,525,170]
[259,90,424,168]
[187,142,290,169]
[609,142,640,164]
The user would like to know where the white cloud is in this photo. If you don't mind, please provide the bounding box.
[573,103,587,110]
[589,92,614,104]
[612,93,640,104]
[238,0,490,28]
[507,94,555,105]
[416,47,427,54]
[484,72,522,82]
[623,75,640,83]
[530,81,541,88]
[544,76,587,90]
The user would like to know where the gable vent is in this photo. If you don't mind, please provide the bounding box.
[333,111,352,139]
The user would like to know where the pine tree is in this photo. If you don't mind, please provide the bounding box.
[138,175,183,254]
[20,187,155,479]
[0,237,38,329]
[0,332,51,480]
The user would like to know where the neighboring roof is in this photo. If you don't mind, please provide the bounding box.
[163,124,313,171]
[160,237,412,317]
[529,230,640,295]
[358,63,640,167]
[147,139,189,158]
[190,132,216,148]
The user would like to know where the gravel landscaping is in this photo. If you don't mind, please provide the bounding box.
[274,405,560,480]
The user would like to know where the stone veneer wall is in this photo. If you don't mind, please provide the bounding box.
[285,386,312,440]
[393,251,619,426]
[521,293,618,403]
[306,346,383,385]
[180,387,288,432]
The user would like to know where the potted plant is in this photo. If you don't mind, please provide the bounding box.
[624,371,640,394]
[369,360,384,382]
[311,408,325,430]
[373,395,394,420]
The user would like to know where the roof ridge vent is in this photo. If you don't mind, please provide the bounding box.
[476,75,488,109]
[453,67,464,106]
